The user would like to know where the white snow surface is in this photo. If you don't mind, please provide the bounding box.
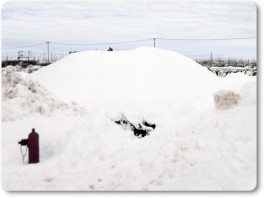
[2,47,256,191]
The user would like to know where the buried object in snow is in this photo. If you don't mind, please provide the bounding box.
[114,114,156,138]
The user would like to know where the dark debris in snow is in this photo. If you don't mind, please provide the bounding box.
[114,114,156,138]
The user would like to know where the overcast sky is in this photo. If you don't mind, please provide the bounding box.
[2,1,256,60]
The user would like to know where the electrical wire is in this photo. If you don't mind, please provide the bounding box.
[2,43,46,50]
[51,38,152,46]
[2,36,256,49]
[156,36,256,41]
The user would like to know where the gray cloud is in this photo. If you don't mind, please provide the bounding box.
[2,1,256,59]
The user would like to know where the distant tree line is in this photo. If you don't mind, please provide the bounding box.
[197,58,256,68]
[196,58,257,77]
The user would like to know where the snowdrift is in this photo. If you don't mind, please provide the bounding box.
[30,47,221,105]
[2,47,256,191]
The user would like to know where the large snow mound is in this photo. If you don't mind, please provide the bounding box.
[30,47,222,105]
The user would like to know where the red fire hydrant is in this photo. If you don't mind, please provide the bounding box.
[28,128,39,163]
[18,128,39,164]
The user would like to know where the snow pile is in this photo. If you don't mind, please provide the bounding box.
[239,80,257,106]
[18,64,42,73]
[2,48,256,191]
[2,66,86,121]
[4,64,42,73]
[29,47,222,105]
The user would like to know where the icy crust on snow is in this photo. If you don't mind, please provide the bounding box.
[2,66,86,121]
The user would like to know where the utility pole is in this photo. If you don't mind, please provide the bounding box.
[153,38,156,48]
[210,52,213,67]
[28,51,30,61]
[18,51,24,61]
[46,41,51,64]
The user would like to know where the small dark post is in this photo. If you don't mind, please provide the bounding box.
[28,128,39,163]
[153,38,156,48]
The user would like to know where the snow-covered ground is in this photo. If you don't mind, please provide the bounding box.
[3,64,42,73]
[1,47,256,191]
[209,66,257,77]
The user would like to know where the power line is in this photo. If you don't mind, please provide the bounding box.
[1,36,256,49]
[156,36,256,41]
[2,43,45,50]
[51,36,256,46]
[51,38,152,46]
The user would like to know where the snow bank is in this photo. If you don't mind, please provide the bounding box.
[30,47,222,105]
[4,64,42,73]
[2,66,86,121]
[29,47,255,114]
